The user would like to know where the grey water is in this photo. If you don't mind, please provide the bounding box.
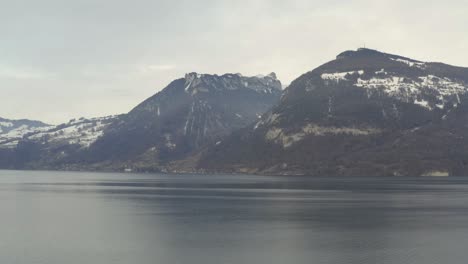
[1,170,468,264]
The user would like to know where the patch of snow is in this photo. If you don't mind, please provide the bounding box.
[0,124,53,148]
[376,69,386,74]
[0,122,13,128]
[321,70,364,82]
[184,75,195,92]
[254,120,262,130]
[1,140,19,148]
[390,57,426,69]
[354,74,467,110]
[414,99,431,110]
[0,116,117,149]
[164,134,176,150]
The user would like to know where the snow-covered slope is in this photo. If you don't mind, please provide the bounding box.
[321,69,466,111]
[0,116,118,149]
[0,118,52,148]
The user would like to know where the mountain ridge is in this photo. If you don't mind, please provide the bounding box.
[197,48,468,176]
[2,49,468,176]
[1,72,282,171]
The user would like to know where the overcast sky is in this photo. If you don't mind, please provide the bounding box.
[2,0,467,124]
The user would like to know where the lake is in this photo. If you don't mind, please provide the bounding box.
[1,170,468,263]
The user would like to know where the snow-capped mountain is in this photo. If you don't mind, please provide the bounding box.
[321,49,468,111]
[29,116,117,147]
[0,116,118,149]
[81,72,282,170]
[199,48,468,176]
[0,116,120,169]
[0,117,52,148]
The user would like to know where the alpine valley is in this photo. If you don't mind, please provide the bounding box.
[2,49,468,176]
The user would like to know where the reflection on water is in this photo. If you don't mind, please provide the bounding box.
[1,170,468,264]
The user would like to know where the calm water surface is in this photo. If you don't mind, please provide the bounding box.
[1,170,468,263]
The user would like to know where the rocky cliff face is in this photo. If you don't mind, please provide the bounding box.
[199,49,468,176]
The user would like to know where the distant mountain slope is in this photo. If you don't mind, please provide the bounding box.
[82,72,282,170]
[0,117,52,148]
[199,49,468,176]
[0,116,120,169]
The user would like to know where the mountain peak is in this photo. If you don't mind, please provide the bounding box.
[254,72,278,79]
[337,48,384,59]
[184,72,204,81]
[182,72,282,95]
[184,72,278,81]
[336,48,423,64]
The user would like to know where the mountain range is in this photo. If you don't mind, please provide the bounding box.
[2,48,468,176]
[0,73,282,171]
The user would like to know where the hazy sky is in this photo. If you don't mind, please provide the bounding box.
[2,0,468,124]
